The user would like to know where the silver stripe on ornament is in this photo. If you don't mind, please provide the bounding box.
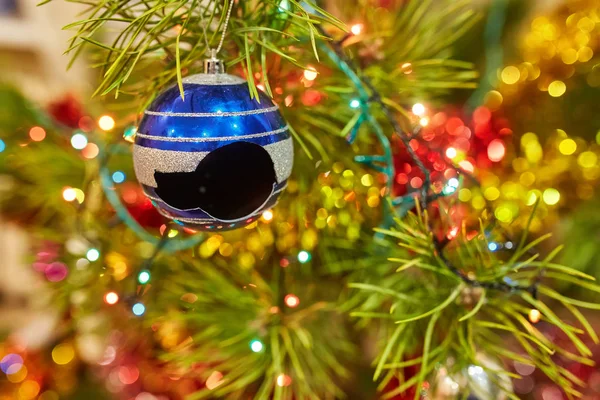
[135,126,289,143]
[146,183,288,205]
[145,104,279,118]
[133,137,294,187]
[181,73,246,85]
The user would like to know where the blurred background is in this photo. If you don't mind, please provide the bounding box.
[1,0,600,399]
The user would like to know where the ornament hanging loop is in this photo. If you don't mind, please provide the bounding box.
[204,49,225,74]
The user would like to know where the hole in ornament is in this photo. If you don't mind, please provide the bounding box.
[154,142,276,220]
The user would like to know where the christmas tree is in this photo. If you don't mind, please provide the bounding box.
[1,0,600,399]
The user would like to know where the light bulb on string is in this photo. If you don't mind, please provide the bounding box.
[132,303,146,316]
[250,340,263,353]
[412,103,426,116]
[98,115,115,131]
[104,292,119,305]
[350,24,364,36]
[297,250,311,263]
[138,270,151,284]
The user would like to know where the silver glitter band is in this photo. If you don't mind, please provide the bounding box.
[155,202,281,225]
[133,137,294,187]
[182,73,246,85]
[135,126,289,143]
[146,183,288,205]
[145,104,279,118]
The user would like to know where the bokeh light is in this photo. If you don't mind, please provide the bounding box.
[19,380,40,400]
[104,291,119,305]
[112,171,126,183]
[98,115,116,131]
[0,139,5,152]
[261,210,274,222]
[548,80,566,97]
[284,294,300,308]
[412,103,425,116]
[250,340,263,353]
[487,139,506,162]
[138,270,151,284]
[277,374,292,387]
[86,248,100,262]
[349,99,360,109]
[82,143,99,159]
[118,365,140,384]
[297,250,311,263]
[529,308,541,323]
[71,133,88,150]
[542,188,560,205]
[1,354,23,374]
[45,262,68,282]
[303,66,318,81]
[350,23,364,35]
[558,138,576,155]
[501,66,520,84]
[132,303,146,316]
[62,187,77,202]
[445,147,457,159]
[52,343,75,365]
[29,126,46,142]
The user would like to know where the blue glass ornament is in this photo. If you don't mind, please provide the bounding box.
[133,67,293,231]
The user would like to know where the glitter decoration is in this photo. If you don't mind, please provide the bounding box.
[133,70,293,231]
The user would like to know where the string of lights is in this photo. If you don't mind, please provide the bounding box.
[320,26,543,295]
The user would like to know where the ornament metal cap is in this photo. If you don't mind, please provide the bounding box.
[204,49,225,74]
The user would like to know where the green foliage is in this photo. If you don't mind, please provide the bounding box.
[347,208,600,399]
[43,0,343,107]
[155,255,354,399]
[2,0,595,399]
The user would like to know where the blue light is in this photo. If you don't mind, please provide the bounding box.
[349,99,361,109]
[132,303,146,316]
[112,171,126,183]
[298,250,311,263]
[488,242,498,252]
[443,185,457,195]
[0,354,23,374]
[0,139,5,153]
